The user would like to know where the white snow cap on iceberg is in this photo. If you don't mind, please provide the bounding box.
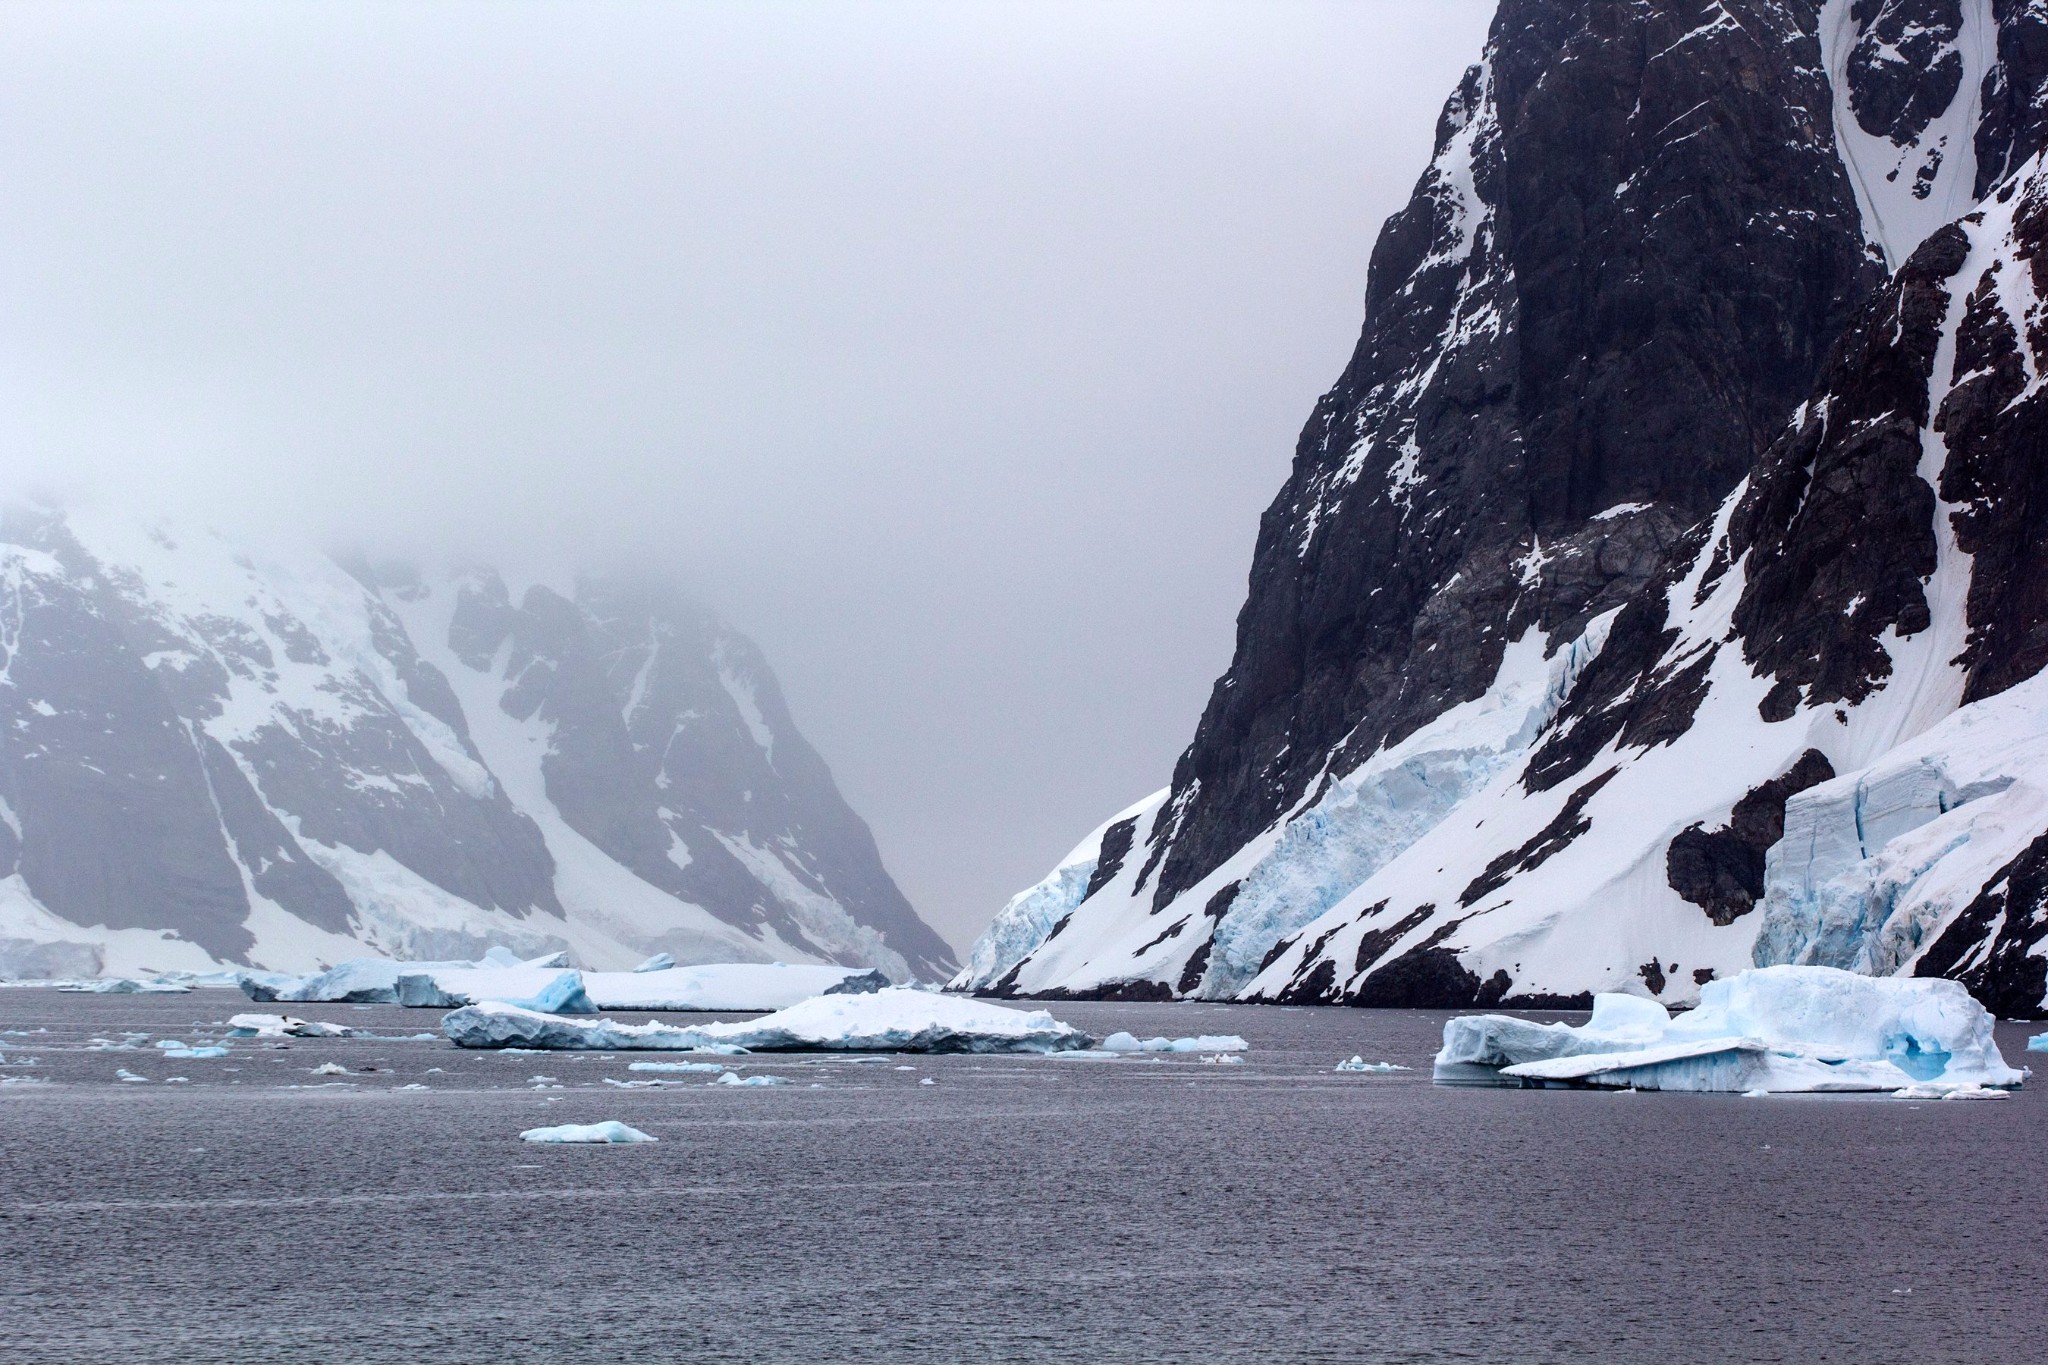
[442,987,1091,1054]
[1434,966,2023,1093]
[519,1121,656,1144]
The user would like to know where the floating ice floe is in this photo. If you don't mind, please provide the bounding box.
[1433,966,2024,1094]
[626,1060,727,1074]
[310,1062,350,1076]
[713,1072,790,1087]
[1200,1053,1244,1066]
[57,978,192,994]
[1334,1057,1409,1073]
[1890,1081,2011,1101]
[442,987,1091,1054]
[154,1041,230,1060]
[226,1014,354,1039]
[240,949,561,1004]
[2028,1033,2047,1053]
[1098,1032,1248,1054]
[519,1121,656,1144]
[114,1069,148,1082]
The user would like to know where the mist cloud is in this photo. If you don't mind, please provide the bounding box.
[0,0,1495,948]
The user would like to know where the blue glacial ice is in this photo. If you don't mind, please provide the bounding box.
[1199,618,1616,998]
[2028,1033,2047,1053]
[154,1041,229,1059]
[519,1121,656,1144]
[1434,966,2023,1094]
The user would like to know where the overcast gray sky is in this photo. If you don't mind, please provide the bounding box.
[0,0,1495,953]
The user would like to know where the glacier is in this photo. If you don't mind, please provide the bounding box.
[1434,966,2024,1093]
[949,791,1166,992]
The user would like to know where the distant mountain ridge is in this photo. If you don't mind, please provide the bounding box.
[0,505,954,980]
[964,0,2048,1019]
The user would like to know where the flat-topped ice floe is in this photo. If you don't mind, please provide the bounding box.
[443,987,1091,1054]
[1099,1032,1248,1054]
[519,1121,656,1144]
[1434,966,2024,1094]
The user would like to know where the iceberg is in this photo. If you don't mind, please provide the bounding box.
[2028,1033,2047,1053]
[518,1121,656,1144]
[1434,966,2024,1093]
[444,987,1091,1054]
[1098,1032,1249,1054]
[242,952,574,1005]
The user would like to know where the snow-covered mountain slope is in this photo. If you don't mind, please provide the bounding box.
[973,0,2048,1018]
[0,507,953,980]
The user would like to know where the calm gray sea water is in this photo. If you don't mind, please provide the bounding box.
[0,991,2041,1363]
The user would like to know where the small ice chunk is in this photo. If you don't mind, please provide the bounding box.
[157,1043,230,1060]
[713,1072,789,1087]
[602,1078,663,1088]
[310,1062,349,1076]
[632,953,677,973]
[397,1083,428,1091]
[1334,1057,1409,1073]
[1741,1088,1770,1098]
[2028,1033,2047,1053]
[115,1069,148,1082]
[1201,1054,1244,1066]
[626,1060,726,1074]
[919,1077,936,1085]
[519,1120,655,1144]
